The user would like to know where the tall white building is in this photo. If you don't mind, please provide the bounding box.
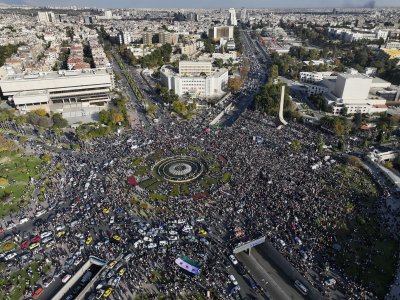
[228,8,237,26]
[240,8,247,22]
[104,10,113,19]
[37,11,56,23]
[160,61,228,98]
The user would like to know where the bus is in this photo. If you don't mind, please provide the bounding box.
[32,287,43,299]
[294,280,308,295]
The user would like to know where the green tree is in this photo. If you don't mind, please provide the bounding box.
[318,135,325,152]
[353,112,363,128]
[338,138,346,151]
[213,58,224,69]
[270,64,279,80]
[146,104,158,117]
[52,113,68,128]
[291,139,301,150]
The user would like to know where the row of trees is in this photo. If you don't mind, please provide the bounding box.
[0,44,18,67]
[320,116,351,136]
[309,94,331,112]
[280,22,400,84]
[98,96,127,126]
[113,51,147,104]
[172,100,196,119]
[120,44,172,68]
[0,108,68,129]
[254,81,299,119]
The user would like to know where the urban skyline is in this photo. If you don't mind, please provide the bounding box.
[2,0,400,8]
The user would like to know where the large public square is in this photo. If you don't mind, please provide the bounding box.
[1,108,398,300]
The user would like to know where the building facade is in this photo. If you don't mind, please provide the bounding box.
[228,8,237,26]
[161,61,228,98]
[0,68,114,119]
[208,26,234,42]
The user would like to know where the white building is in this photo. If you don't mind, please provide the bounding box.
[119,32,133,45]
[208,26,234,41]
[300,72,324,83]
[228,8,237,26]
[161,61,228,98]
[37,11,56,23]
[0,68,114,120]
[386,41,400,49]
[104,10,113,19]
[212,51,237,61]
[299,70,390,115]
[179,61,212,76]
[240,8,247,22]
[328,72,388,115]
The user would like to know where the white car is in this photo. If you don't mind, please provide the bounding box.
[40,231,52,239]
[229,255,238,265]
[62,274,71,283]
[110,216,115,224]
[35,209,47,217]
[133,240,142,248]
[147,243,157,249]
[294,237,302,246]
[19,217,29,224]
[143,236,153,242]
[55,225,65,232]
[159,240,168,246]
[42,237,53,244]
[6,222,16,230]
[278,239,286,247]
[182,225,193,233]
[229,274,238,285]
[122,253,132,262]
[168,236,178,241]
[5,252,17,261]
[169,230,178,235]
[324,278,336,286]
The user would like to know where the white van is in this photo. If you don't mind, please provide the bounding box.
[294,237,303,246]
[294,280,308,295]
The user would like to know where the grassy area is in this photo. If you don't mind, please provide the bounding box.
[222,172,232,183]
[147,151,163,163]
[0,242,16,253]
[209,163,221,173]
[324,165,397,298]
[147,181,162,191]
[170,184,180,197]
[0,260,47,300]
[132,157,144,167]
[138,178,158,189]
[135,165,151,176]
[0,151,43,217]
[181,183,190,196]
[200,177,218,189]
[149,193,167,201]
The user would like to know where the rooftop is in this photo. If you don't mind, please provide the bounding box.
[3,68,112,81]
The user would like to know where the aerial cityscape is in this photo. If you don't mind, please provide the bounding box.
[0,1,400,300]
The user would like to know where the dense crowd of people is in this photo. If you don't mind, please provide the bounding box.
[1,106,398,300]
[65,109,394,297]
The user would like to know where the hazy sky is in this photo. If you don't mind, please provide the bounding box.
[5,0,400,8]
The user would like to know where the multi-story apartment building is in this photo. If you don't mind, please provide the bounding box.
[142,32,154,45]
[208,26,234,41]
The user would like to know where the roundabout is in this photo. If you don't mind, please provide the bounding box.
[154,156,207,183]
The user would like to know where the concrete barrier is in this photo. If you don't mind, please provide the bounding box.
[52,256,106,300]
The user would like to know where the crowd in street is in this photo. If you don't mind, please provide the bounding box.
[0,107,398,300]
